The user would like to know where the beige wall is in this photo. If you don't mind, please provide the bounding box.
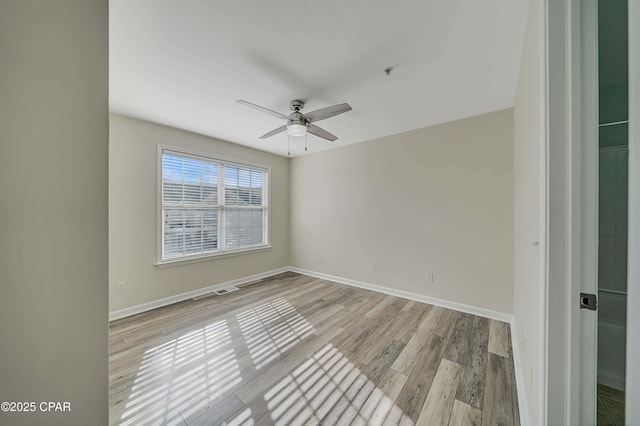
[109,114,290,313]
[513,0,545,424]
[0,1,108,424]
[290,109,514,314]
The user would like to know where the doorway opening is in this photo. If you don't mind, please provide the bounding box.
[597,0,628,424]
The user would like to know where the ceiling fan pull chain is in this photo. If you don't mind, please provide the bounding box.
[287,133,291,157]
[305,132,308,151]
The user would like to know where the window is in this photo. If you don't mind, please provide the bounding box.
[159,147,268,263]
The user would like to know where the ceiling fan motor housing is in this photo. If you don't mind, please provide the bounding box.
[289,99,305,112]
[288,111,307,127]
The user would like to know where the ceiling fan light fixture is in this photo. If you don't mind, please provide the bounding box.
[286,123,307,137]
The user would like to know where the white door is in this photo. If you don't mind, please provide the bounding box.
[575,0,599,424]
[625,0,639,422]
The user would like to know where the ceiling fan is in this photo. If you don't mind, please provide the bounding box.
[237,99,352,142]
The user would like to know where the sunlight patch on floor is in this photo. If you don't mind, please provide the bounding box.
[237,297,314,369]
[257,343,413,426]
[116,319,241,426]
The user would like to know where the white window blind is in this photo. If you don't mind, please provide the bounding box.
[160,149,268,261]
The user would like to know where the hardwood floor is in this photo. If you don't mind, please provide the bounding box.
[109,272,520,425]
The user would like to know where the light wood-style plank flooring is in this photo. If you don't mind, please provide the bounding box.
[109,272,520,425]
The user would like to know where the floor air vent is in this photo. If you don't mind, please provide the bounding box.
[192,286,240,300]
[213,286,240,296]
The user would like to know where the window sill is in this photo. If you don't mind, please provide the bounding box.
[155,245,272,268]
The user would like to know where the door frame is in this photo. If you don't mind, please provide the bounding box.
[574,0,599,423]
[549,0,640,424]
[546,0,599,424]
[626,0,639,422]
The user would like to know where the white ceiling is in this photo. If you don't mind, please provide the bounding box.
[110,0,529,157]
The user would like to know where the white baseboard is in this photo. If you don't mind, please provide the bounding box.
[108,266,289,321]
[111,264,513,326]
[289,267,513,323]
[509,320,531,426]
[110,266,513,322]
[598,371,626,392]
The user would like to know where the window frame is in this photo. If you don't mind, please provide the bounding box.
[156,145,271,266]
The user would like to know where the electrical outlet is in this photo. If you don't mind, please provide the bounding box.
[426,273,434,283]
[117,281,126,294]
[372,264,378,272]
[319,256,324,264]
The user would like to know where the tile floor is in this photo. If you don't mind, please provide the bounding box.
[597,384,625,426]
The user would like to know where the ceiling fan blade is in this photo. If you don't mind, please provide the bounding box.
[304,103,352,123]
[259,125,287,139]
[307,124,338,142]
[236,100,289,120]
